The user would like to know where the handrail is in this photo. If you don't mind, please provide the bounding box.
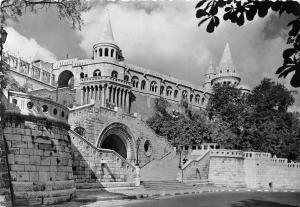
[182,150,210,170]
[140,151,172,168]
[69,129,136,170]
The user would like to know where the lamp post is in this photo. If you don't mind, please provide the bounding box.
[172,109,179,146]
[136,137,141,166]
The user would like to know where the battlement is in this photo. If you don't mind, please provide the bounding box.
[210,149,244,158]
[7,91,69,125]
[53,58,78,69]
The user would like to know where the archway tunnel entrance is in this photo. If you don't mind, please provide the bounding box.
[101,134,127,158]
[57,70,74,88]
[98,123,135,160]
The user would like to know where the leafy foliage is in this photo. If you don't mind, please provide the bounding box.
[0,0,88,30]
[195,0,300,87]
[147,97,212,145]
[207,79,300,161]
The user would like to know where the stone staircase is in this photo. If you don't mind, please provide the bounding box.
[141,180,195,191]
[140,150,179,181]
[181,150,210,181]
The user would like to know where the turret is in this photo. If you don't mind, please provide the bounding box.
[211,42,241,86]
[93,10,124,63]
[203,58,215,89]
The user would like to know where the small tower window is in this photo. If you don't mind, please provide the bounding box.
[131,76,139,88]
[190,94,194,103]
[174,90,178,98]
[80,72,84,79]
[160,86,164,95]
[111,71,118,78]
[150,81,157,92]
[99,48,102,57]
[105,48,109,57]
[124,75,129,81]
[141,80,146,90]
[93,70,101,77]
[111,49,114,57]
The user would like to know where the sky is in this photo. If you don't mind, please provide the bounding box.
[4,0,300,111]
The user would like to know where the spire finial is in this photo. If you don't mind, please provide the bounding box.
[218,42,235,73]
[101,7,115,44]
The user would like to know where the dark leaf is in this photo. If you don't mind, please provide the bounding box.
[270,1,283,11]
[291,65,300,87]
[207,18,215,33]
[278,66,295,78]
[216,0,227,8]
[276,65,289,75]
[283,48,296,59]
[258,7,268,17]
[223,11,231,20]
[198,17,210,26]
[225,6,231,12]
[214,16,220,27]
[209,5,218,15]
[237,12,245,26]
[246,6,257,21]
[195,0,207,9]
[196,9,208,18]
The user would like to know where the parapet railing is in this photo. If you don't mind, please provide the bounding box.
[80,76,132,87]
[209,149,244,158]
[69,129,136,171]
[140,151,172,168]
[244,152,272,159]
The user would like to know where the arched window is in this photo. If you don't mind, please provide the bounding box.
[80,72,84,79]
[99,48,102,57]
[111,49,114,57]
[190,94,194,103]
[85,74,88,78]
[166,86,172,96]
[131,76,139,88]
[93,69,101,77]
[160,86,164,95]
[94,49,97,56]
[195,94,200,104]
[74,127,86,137]
[141,80,146,90]
[111,71,118,78]
[182,90,187,100]
[174,90,178,98]
[150,81,157,92]
[201,97,205,105]
[124,75,129,81]
[105,48,109,56]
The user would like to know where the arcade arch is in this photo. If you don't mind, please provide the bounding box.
[57,70,74,88]
[97,123,135,160]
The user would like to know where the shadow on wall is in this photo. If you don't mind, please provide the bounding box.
[231,199,298,207]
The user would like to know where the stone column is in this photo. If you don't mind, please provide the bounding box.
[81,87,85,105]
[39,70,43,81]
[101,86,105,107]
[86,87,90,104]
[125,90,130,112]
[120,90,124,108]
[116,88,120,107]
[105,85,110,106]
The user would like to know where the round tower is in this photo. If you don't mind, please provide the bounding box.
[211,42,241,86]
[203,58,215,89]
[93,10,124,63]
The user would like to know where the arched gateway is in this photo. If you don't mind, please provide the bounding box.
[97,123,135,160]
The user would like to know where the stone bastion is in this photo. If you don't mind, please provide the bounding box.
[1,91,75,206]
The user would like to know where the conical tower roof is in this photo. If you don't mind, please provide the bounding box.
[218,42,236,73]
[100,9,116,45]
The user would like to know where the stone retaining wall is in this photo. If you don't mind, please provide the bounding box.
[2,91,75,206]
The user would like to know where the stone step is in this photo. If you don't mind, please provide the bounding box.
[141,180,195,191]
